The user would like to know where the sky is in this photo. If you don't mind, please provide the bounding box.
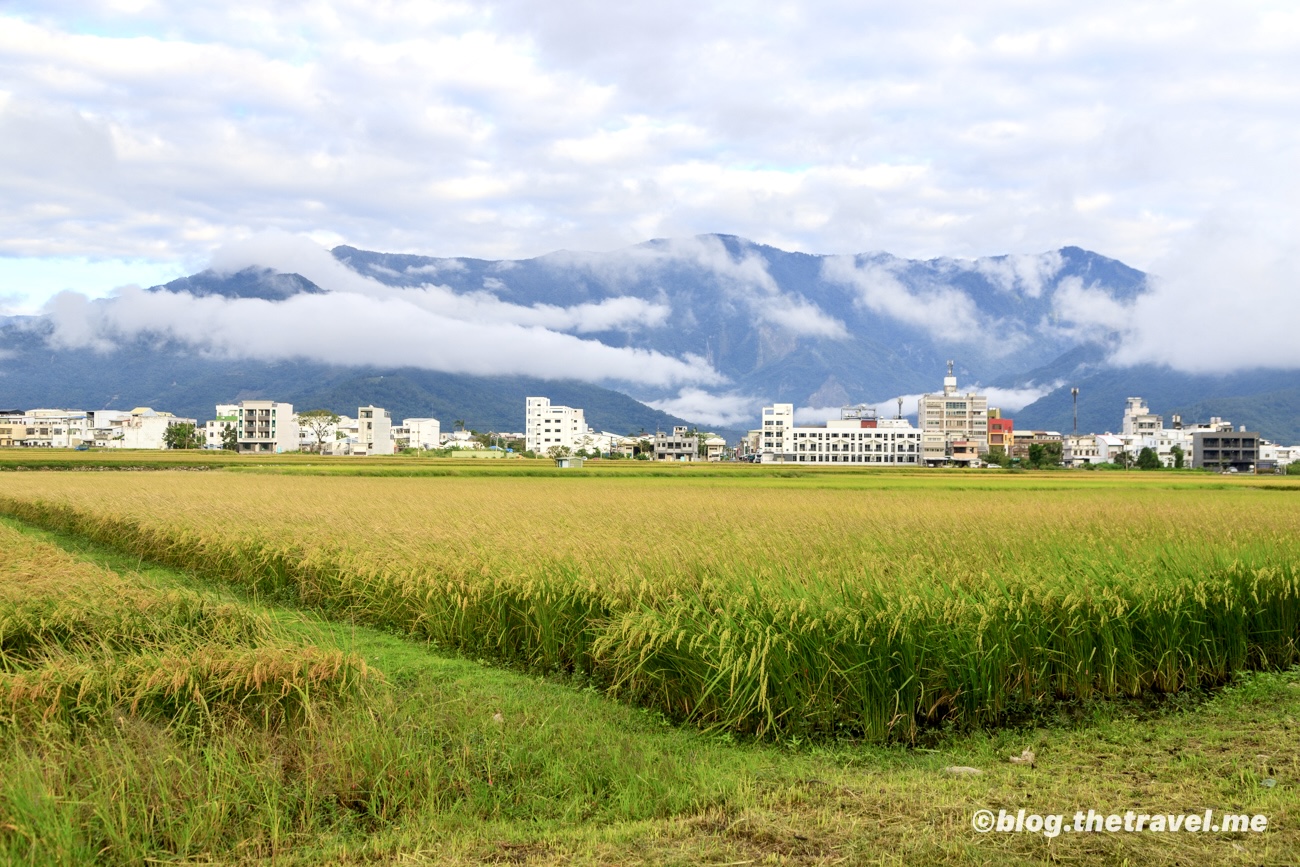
[3,1,1300,402]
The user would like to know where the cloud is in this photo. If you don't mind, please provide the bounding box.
[981,382,1059,412]
[211,231,671,334]
[645,388,762,428]
[965,251,1065,298]
[551,234,848,339]
[40,232,721,387]
[1,0,1299,382]
[1052,214,1300,372]
[822,255,989,343]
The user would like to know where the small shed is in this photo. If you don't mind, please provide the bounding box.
[554,456,585,469]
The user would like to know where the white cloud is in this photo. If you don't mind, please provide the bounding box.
[645,388,761,428]
[0,0,1298,379]
[966,250,1065,297]
[822,255,987,343]
[550,234,847,339]
[39,232,721,387]
[1052,213,1300,372]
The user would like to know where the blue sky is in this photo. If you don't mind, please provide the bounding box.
[2,1,1299,374]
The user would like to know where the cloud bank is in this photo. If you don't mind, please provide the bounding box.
[41,233,723,388]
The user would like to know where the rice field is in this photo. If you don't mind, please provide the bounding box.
[2,468,1298,741]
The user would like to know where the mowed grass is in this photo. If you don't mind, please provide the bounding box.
[0,512,1298,865]
[1,468,1298,742]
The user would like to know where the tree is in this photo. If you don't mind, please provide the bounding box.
[1171,444,1185,469]
[221,424,238,452]
[163,422,201,450]
[1027,443,1045,468]
[546,445,572,460]
[453,419,466,432]
[298,409,340,453]
[1137,446,1162,470]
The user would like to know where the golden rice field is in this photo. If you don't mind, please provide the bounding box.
[2,469,1299,740]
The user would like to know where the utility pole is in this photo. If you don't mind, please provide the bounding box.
[1071,387,1079,435]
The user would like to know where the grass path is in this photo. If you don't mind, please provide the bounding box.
[2,515,1297,865]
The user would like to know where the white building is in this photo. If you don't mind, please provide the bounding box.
[759,404,922,465]
[1121,397,1163,437]
[205,404,239,450]
[916,362,988,463]
[235,400,297,454]
[403,418,441,450]
[760,403,794,457]
[525,396,594,454]
[87,407,195,450]
[1062,434,1102,467]
[17,409,91,447]
[357,406,393,455]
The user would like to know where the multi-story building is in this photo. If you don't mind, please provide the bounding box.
[1010,430,1064,463]
[1121,397,1163,437]
[0,410,23,447]
[917,363,988,464]
[13,409,92,448]
[403,418,441,450]
[654,426,698,461]
[235,400,297,454]
[761,404,922,465]
[357,406,393,455]
[1192,429,1259,472]
[760,403,794,457]
[987,410,1014,456]
[86,408,194,449]
[525,397,592,455]
[205,404,239,450]
[1063,434,1102,467]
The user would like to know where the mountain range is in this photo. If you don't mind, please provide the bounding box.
[3,234,1297,444]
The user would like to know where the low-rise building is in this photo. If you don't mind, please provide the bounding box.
[1063,434,1102,467]
[1192,428,1259,472]
[205,404,239,450]
[761,404,922,465]
[403,418,441,450]
[654,426,698,461]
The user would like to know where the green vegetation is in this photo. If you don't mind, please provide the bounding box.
[1,462,1298,745]
[0,504,1298,864]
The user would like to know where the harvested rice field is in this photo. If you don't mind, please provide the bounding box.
[0,458,1297,864]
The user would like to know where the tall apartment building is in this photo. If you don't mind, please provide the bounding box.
[525,397,591,454]
[916,362,988,463]
[357,406,393,455]
[235,400,297,454]
[760,403,794,457]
